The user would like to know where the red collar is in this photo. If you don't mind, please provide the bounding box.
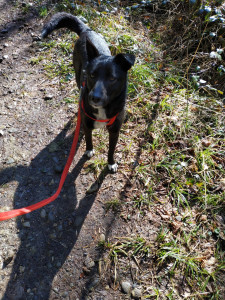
[81,99,118,126]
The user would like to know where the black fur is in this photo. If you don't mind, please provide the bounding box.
[42,12,135,171]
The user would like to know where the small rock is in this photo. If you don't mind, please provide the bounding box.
[61,291,69,298]
[121,281,132,294]
[52,287,59,293]
[3,55,8,59]
[24,213,31,220]
[49,179,55,185]
[44,94,54,101]
[175,216,182,222]
[3,250,14,267]
[112,7,118,13]
[8,126,18,133]
[84,257,95,269]
[12,53,19,59]
[131,287,142,299]
[7,158,15,165]
[48,211,55,222]
[99,233,105,242]
[32,35,41,42]
[48,142,59,153]
[23,221,30,228]
[19,266,25,273]
[40,209,46,218]
[87,277,100,291]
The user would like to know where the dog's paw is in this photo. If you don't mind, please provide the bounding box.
[108,163,118,173]
[85,149,95,158]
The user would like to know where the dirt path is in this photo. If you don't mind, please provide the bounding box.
[0,2,135,299]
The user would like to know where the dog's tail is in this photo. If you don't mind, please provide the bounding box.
[42,12,89,38]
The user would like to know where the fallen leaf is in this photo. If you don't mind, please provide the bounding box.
[202,256,216,274]
[171,220,182,233]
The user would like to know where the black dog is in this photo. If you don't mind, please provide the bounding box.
[42,13,135,172]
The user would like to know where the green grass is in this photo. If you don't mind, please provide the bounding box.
[105,198,121,212]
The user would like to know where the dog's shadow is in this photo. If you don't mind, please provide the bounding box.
[0,121,107,299]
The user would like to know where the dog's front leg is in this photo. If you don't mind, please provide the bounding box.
[83,125,95,158]
[108,129,120,173]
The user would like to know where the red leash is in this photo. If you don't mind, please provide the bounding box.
[0,108,81,221]
[0,95,118,221]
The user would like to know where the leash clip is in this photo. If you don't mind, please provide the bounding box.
[81,69,87,88]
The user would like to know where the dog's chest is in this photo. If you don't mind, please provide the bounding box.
[93,108,107,129]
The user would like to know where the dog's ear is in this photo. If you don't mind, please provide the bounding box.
[86,38,100,61]
[114,53,135,71]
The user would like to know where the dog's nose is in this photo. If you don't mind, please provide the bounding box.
[91,95,101,103]
[89,83,105,106]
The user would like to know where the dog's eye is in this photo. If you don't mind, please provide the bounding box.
[90,73,95,79]
[109,76,116,82]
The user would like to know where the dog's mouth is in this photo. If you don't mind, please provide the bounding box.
[88,97,106,109]
[89,102,104,109]
[88,86,108,108]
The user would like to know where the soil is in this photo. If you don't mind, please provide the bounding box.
[0,1,157,299]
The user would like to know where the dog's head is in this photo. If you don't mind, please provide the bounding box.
[86,39,135,109]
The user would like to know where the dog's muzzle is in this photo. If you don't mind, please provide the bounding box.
[89,82,107,107]
[90,94,102,105]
